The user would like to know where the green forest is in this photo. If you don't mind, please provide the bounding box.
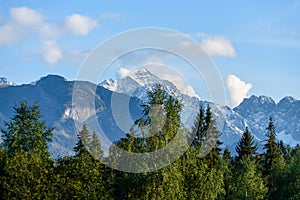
[1,86,300,200]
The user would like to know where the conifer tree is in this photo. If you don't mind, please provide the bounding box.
[74,124,91,155]
[56,125,110,199]
[279,140,292,163]
[202,105,223,167]
[229,157,267,199]
[222,147,233,200]
[111,85,186,199]
[191,106,205,148]
[223,147,232,163]
[235,127,258,161]
[263,117,285,199]
[183,105,225,199]
[89,131,103,160]
[284,148,300,199]
[264,117,281,174]
[0,101,55,199]
[1,101,53,158]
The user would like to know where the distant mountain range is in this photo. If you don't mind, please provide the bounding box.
[0,71,299,156]
[101,69,300,153]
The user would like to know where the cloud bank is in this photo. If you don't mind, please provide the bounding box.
[0,7,100,64]
[226,74,252,107]
[117,67,130,78]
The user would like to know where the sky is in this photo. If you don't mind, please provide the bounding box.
[0,1,299,107]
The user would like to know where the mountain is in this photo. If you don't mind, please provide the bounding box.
[101,69,300,154]
[0,75,143,157]
[101,68,187,100]
[0,72,299,157]
[101,69,200,127]
[235,95,300,146]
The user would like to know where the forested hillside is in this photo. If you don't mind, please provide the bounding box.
[0,86,299,199]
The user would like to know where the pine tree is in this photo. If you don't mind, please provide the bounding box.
[284,148,300,199]
[1,101,53,158]
[267,154,287,199]
[55,155,111,199]
[56,125,111,199]
[89,131,103,160]
[0,101,55,199]
[111,85,186,199]
[235,127,258,161]
[202,105,223,167]
[263,117,284,199]
[264,117,281,174]
[279,140,292,163]
[222,147,233,200]
[182,105,225,200]
[182,146,225,200]
[191,106,205,148]
[223,147,232,163]
[74,124,91,155]
[229,157,267,199]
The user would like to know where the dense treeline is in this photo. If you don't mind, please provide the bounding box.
[1,86,300,199]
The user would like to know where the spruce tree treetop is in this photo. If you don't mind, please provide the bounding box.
[202,105,223,167]
[1,101,53,158]
[191,106,205,148]
[264,116,281,175]
[223,147,232,163]
[90,131,104,160]
[74,124,92,156]
[235,127,257,161]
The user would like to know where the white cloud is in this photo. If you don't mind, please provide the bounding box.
[43,40,63,64]
[117,67,130,78]
[225,74,252,107]
[160,73,199,98]
[10,7,44,26]
[0,7,102,65]
[0,23,22,45]
[160,32,236,57]
[201,37,236,57]
[0,7,44,45]
[65,14,98,36]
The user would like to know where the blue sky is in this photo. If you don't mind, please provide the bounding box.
[0,1,299,107]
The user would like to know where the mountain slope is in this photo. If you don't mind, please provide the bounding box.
[0,75,143,157]
[235,95,300,146]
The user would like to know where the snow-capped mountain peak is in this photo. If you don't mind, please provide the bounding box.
[101,69,179,97]
[129,68,153,80]
[258,95,276,105]
[0,77,16,86]
[101,79,118,91]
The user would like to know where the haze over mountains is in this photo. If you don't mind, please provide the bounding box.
[0,71,299,156]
